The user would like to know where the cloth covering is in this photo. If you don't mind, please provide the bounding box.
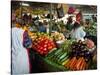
[11,27,30,74]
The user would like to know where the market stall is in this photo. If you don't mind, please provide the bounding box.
[28,31,97,72]
[11,1,97,73]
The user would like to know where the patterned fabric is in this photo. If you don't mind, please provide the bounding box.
[23,31,32,48]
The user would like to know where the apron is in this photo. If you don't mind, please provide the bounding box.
[71,26,86,41]
[11,27,30,74]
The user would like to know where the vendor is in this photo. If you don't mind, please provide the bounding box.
[66,16,74,31]
[70,22,86,41]
[11,18,33,74]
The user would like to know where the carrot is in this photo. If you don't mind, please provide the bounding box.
[65,57,75,69]
[65,59,71,68]
[70,58,77,70]
[79,59,85,70]
[68,57,77,70]
[82,61,87,70]
[75,57,84,70]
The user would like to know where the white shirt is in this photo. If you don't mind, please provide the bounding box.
[70,26,86,41]
[12,27,30,74]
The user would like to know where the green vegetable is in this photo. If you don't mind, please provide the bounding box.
[59,52,68,60]
[56,51,65,60]
[47,49,62,60]
[60,55,69,64]
[46,48,57,58]
[54,49,62,55]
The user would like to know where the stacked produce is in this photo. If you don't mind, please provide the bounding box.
[86,39,95,49]
[63,57,87,70]
[46,48,69,65]
[62,40,95,70]
[46,40,73,65]
[29,32,50,41]
[28,31,96,70]
[84,23,97,36]
[32,33,56,55]
[51,31,65,41]
[70,40,92,61]
[60,40,74,53]
[28,32,37,41]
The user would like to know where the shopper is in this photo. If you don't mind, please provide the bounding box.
[11,10,16,27]
[38,22,46,32]
[43,20,49,33]
[11,19,32,74]
[23,13,28,24]
[70,22,86,41]
[28,13,32,24]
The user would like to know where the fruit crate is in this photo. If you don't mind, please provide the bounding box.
[34,52,68,72]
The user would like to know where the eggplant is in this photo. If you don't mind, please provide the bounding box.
[75,50,82,56]
[84,51,92,61]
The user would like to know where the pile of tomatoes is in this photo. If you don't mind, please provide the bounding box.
[32,36,56,55]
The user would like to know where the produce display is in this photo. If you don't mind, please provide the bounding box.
[86,39,95,49]
[45,40,74,64]
[29,32,96,71]
[46,48,69,65]
[32,32,56,55]
[51,31,65,41]
[45,39,96,70]
[28,32,37,41]
[60,40,74,53]
[70,40,93,62]
[84,23,97,36]
[64,57,87,70]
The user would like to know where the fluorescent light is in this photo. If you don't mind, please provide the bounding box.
[21,3,29,6]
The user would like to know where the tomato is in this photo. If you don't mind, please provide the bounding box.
[34,42,38,46]
[43,48,47,51]
[44,40,48,44]
[37,45,41,50]
[39,46,44,50]
[39,43,45,47]
[48,46,53,50]
[44,51,48,55]
[38,49,41,52]
[44,44,47,48]
[40,38,44,41]
[32,35,56,55]
[40,51,43,55]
